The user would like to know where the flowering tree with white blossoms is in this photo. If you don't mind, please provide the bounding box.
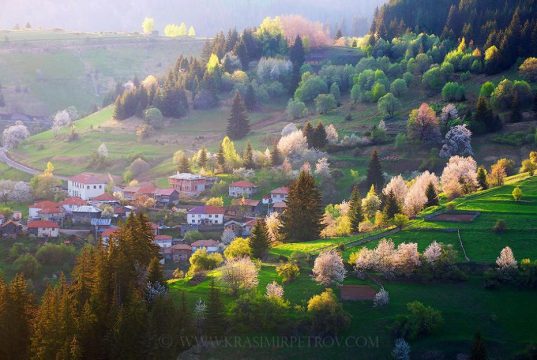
[325,124,339,144]
[315,157,330,177]
[312,250,347,286]
[219,257,259,296]
[439,124,473,158]
[52,110,72,135]
[403,171,439,217]
[281,123,298,137]
[373,287,389,307]
[496,246,517,272]
[266,281,284,299]
[97,143,109,158]
[277,130,308,157]
[423,241,443,265]
[441,156,478,198]
[2,121,30,149]
[383,175,408,205]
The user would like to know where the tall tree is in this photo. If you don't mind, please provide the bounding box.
[365,150,384,192]
[270,144,283,166]
[289,35,305,93]
[226,92,250,140]
[349,186,363,233]
[313,122,328,149]
[147,257,165,286]
[477,166,488,190]
[198,147,208,169]
[205,281,225,337]
[383,190,400,220]
[243,142,255,169]
[178,154,191,173]
[244,84,257,111]
[425,182,439,207]
[217,142,226,172]
[281,170,323,242]
[249,220,270,259]
[303,121,315,148]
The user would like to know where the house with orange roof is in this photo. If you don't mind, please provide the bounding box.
[154,188,179,206]
[171,243,192,262]
[270,186,289,203]
[187,206,224,225]
[29,200,60,219]
[27,220,60,238]
[90,192,119,206]
[61,197,87,213]
[228,180,258,198]
[68,172,109,200]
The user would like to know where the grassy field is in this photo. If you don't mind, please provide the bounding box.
[168,175,537,358]
[0,30,204,115]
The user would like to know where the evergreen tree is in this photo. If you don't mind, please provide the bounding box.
[349,186,363,233]
[510,92,523,123]
[226,92,250,140]
[425,182,439,207]
[178,154,191,173]
[113,95,127,120]
[335,29,343,39]
[198,147,208,169]
[383,190,400,220]
[217,142,226,171]
[477,166,488,190]
[313,122,328,149]
[270,144,283,166]
[474,96,502,133]
[147,257,165,286]
[281,170,323,242]
[303,121,315,148]
[244,84,257,111]
[289,36,305,93]
[0,87,5,107]
[470,332,487,360]
[249,220,270,259]
[365,150,384,192]
[243,142,255,169]
[205,281,225,337]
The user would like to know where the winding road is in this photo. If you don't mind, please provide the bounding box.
[0,147,68,181]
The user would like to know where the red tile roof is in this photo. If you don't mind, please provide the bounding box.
[92,192,116,201]
[271,187,289,195]
[31,200,59,209]
[62,197,87,206]
[191,239,220,248]
[154,188,177,196]
[231,198,260,207]
[230,180,257,188]
[137,183,157,195]
[188,205,225,215]
[28,220,59,229]
[69,172,109,184]
[39,207,63,214]
[273,202,287,208]
[101,227,119,238]
[155,234,172,241]
[172,243,192,251]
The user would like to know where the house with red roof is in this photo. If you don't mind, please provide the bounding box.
[230,198,261,216]
[270,187,289,203]
[1,220,22,239]
[154,188,179,206]
[38,206,65,225]
[61,197,87,213]
[191,239,222,253]
[29,200,59,219]
[27,220,60,238]
[68,173,109,200]
[224,218,258,237]
[90,192,119,206]
[171,243,192,262]
[154,234,173,248]
[228,180,258,198]
[187,206,225,225]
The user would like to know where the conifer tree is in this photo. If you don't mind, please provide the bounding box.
[289,35,305,93]
[217,142,226,171]
[477,166,488,190]
[244,84,257,111]
[510,92,522,123]
[226,92,250,140]
[198,147,208,169]
[425,182,439,207]
[349,186,363,233]
[303,121,315,148]
[474,96,502,133]
[281,170,323,242]
[147,257,165,286]
[313,122,328,149]
[365,150,384,192]
[243,142,255,169]
[249,220,270,259]
[270,144,283,166]
[383,190,400,220]
[470,332,487,360]
[205,281,225,337]
[178,154,191,173]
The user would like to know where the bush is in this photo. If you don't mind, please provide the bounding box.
[315,94,337,114]
[392,301,443,340]
[13,254,40,278]
[276,262,300,283]
[35,243,76,267]
[224,237,252,259]
[294,74,328,103]
[189,248,223,274]
[519,57,537,82]
[229,294,289,333]
[307,288,351,336]
[143,107,163,129]
[441,82,465,102]
[286,98,308,120]
[390,78,407,98]
[493,219,507,234]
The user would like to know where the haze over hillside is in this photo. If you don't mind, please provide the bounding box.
[1,0,386,36]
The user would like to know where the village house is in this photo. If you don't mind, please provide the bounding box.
[29,200,59,219]
[68,173,109,200]
[272,201,287,214]
[100,227,119,245]
[191,239,222,253]
[270,186,289,203]
[38,206,65,225]
[120,185,140,201]
[71,205,102,224]
[0,220,22,239]
[187,205,224,225]
[230,198,261,216]
[27,220,60,238]
[228,180,258,198]
[224,218,257,237]
[171,243,192,262]
[61,197,87,213]
[90,192,119,207]
[168,173,207,197]
[154,234,173,248]
[154,188,179,206]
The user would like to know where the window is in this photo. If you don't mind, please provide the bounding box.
[94,185,97,189]
[87,186,90,189]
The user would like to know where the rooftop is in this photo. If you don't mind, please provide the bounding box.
[191,239,220,247]
[72,205,101,213]
[28,220,60,229]
[231,198,260,207]
[62,197,87,206]
[69,172,109,184]
[31,200,59,209]
[169,172,205,180]
[154,188,177,196]
[271,186,289,195]
[92,192,117,201]
[188,205,225,215]
[230,180,257,188]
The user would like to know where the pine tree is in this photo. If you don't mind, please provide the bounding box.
[349,186,363,233]
[113,95,127,120]
[425,182,439,207]
[303,121,315,148]
[270,144,283,166]
[243,142,255,169]
[147,257,165,286]
[475,96,502,133]
[178,154,191,173]
[365,150,384,192]
[249,220,270,259]
[226,92,250,140]
[244,84,257,111]
[289,36,305,93]
[198,147,208,169]
[477,166,488,190]
[281,170,323,242]
[335,29,343,39]
[470,332,487,360]
[205,280,225,337]
[217,142,226,172]
[510,92,523,123]
[383,190,400,220]
[313,122,328,149]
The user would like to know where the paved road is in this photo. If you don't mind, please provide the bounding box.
[0,147,69,181]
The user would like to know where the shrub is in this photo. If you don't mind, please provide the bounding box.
[307,288,351,336]
[441,82,465,102]
[219,257,259,296]
[35,243,76,267]
[392,301,443,340]
[189,248,223,274]
[229,293,289,333]
[512,186,522,201]
[373,288,389,307]
[314,94,337,114]
[276,262,300,283]
[224,237,252,259]
[390,78,407,98]
[493,219,506,234]
[519,57,537,82]
[286,98,308,120]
